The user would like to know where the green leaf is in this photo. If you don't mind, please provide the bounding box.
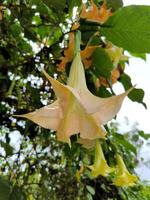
[9,186,26,200]
[119,73,147,108]
[30,87,41,106]
[138,131,150,140]
[0,55,5,64]
[0,177,11,200]
[47,28,62,46]
[43,0,66,12]
[35,26,51,40]
[92,47,113,78]
[32,15,42,26]
[113,132,137,154]
[31,0,52,15]
[89,35,101,46]
[128,88,147,108]
[86,185,95,195]
[119,73,132,89]
[129,52,146,61]
[18,39,32,53]
[87,193,93,200]
[69,0,82,16]
[101,6,150,53]
[0,141,14,156]
[9,23,23,37]
[0,177,26,200]
[98,86,112,98]
[106,0,123,12]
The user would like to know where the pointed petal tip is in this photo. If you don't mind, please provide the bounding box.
[13,113,33,121]
[42,69,62,88]
[57,134,72,147]
[113,154,138,187]
[13,114,26,118]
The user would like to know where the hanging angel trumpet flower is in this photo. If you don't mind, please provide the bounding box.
[88,140,114,177]
[113,154,138,186]
[14,31,133,145]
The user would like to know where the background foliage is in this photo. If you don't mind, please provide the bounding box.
[0,0,150,199]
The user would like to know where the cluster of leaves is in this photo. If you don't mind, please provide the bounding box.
[1,0,150,199]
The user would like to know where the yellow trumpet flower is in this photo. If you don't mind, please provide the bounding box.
[88,140,114,177]
[113,154,138,187]
[14,35,133,145]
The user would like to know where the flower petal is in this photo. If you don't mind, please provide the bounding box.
[42,70,70,101]
[88,140,114,177]
[77,138,96,149]
[113,154,138,186]
[80,1,112,24]
[79,112,106,139]
[113,173,138,187]
[78,87,134,125]
[56,93,106,143]
[93,88,134,124]
[14,101,61,130]
[56,109,80,143]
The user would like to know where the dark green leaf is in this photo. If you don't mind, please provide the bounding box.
[89,35,101,46]
[43,0,66,12]
[106,0,123,12]
[113,133,137,154]
[69,0,82,16]
[119,73,132,89]
[35,26,51,40]
[0,177,11,200]
[24,28,38,41]
[48,29,62,46]
[30,87,41,107]
[0,72,5,80]
[18,39,32,53]
[0,141,14,156]
[128,88,147,109]
[0,178,26,200]
[31,0,53,16]
[0,55,5,65]
[9,23,22,37]
[92,47,113,78]
[101,6,150,53]
[98,86,112,97]
[9,186,26,200]
[138,131,150,140]
[119,73,147,108]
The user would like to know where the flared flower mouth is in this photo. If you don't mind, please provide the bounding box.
[14,31,133,145]
[113,154,138,187]
[88,140,114,177]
